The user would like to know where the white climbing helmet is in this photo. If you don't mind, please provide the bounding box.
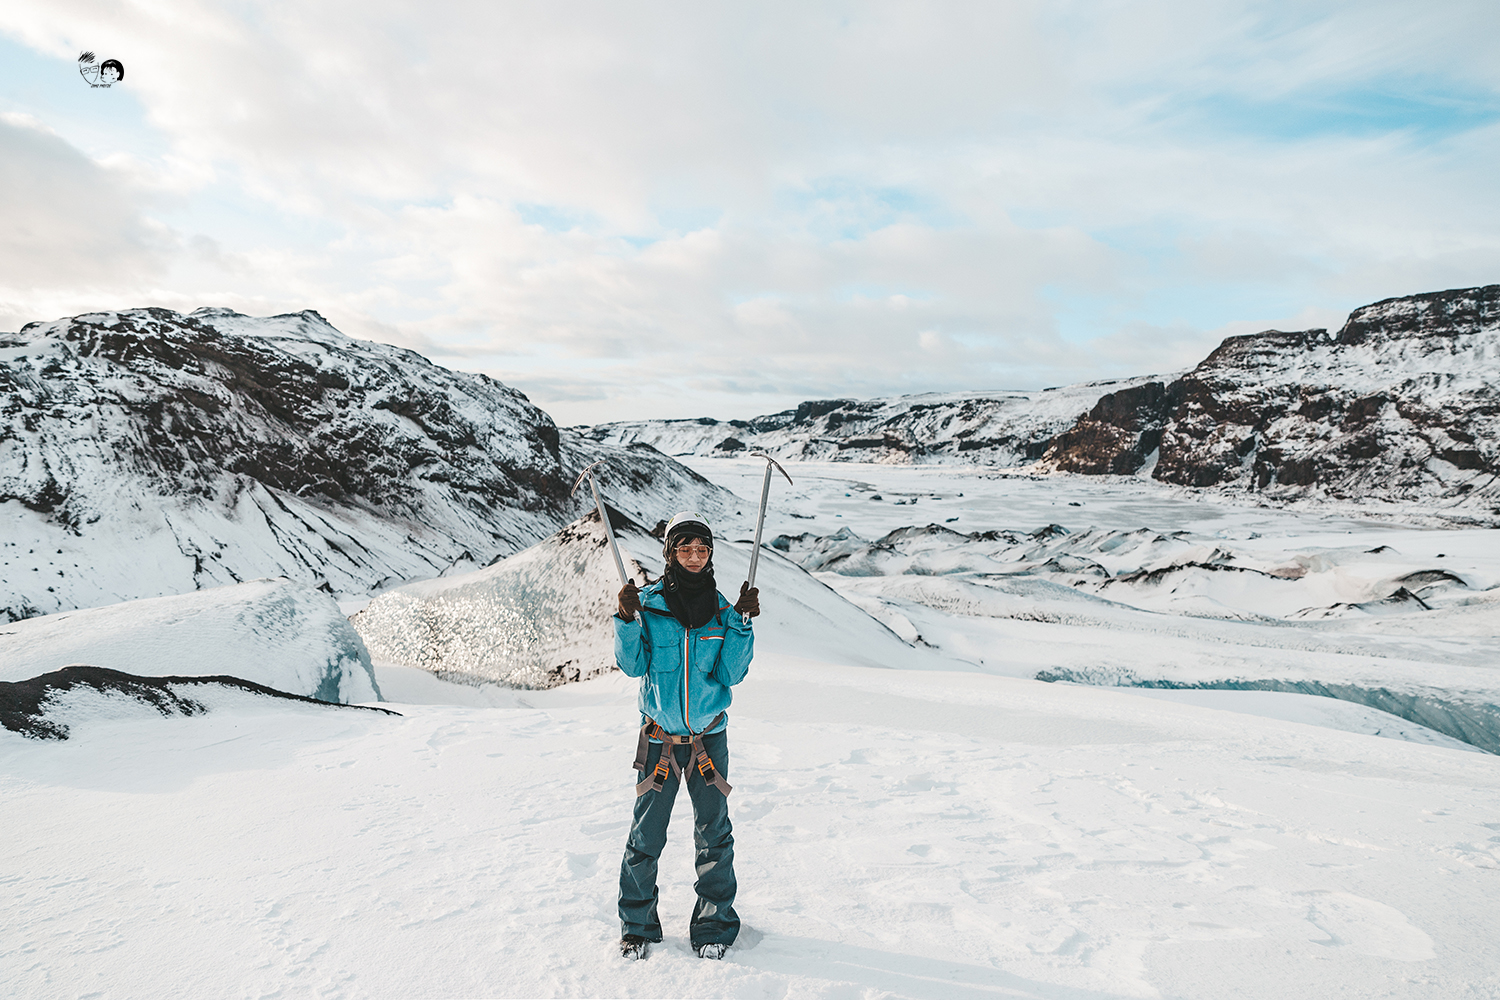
[662,511,713,557]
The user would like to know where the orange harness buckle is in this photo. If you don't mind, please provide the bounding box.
[632,713,732,798]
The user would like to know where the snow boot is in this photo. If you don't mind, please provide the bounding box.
[620,935,650,961]
[696,943,727,960]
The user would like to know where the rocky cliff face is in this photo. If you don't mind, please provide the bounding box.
[0,307,738,620]
[1041,285,1500,510]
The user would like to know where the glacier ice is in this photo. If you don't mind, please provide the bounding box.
[353,508,657,688]
[352,505,932,688]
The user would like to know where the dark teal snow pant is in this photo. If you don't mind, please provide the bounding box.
[618,730,739,947]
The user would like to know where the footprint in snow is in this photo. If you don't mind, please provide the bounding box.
[564,852,598,879]
[734,799,775,822]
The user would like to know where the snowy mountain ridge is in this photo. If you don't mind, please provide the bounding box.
[0,306,741,621]
[586,284,1500,515]
[581,376,1165,467]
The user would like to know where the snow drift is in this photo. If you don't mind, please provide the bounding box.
[0,665,398,741]
[0,578,380,703]
[352,507,658,688]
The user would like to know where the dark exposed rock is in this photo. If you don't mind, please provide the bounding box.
[793,399,858,423]
[1043,380,1181,475]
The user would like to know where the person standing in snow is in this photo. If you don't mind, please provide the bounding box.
[613,511,759,962]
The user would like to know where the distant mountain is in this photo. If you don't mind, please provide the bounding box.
[583,285,1500,516]
[0,307,739,621]
[580,378,1164,466]
[1041,285,1500,509]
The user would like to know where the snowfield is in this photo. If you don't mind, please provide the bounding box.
[5,661,1498,999]
[4,461,1500,998]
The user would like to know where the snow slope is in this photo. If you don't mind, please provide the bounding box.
[0,578,379,702]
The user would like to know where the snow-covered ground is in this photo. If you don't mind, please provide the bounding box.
[5,462,1500,998]
[695,459,1500,747]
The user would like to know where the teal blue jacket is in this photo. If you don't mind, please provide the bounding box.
[613,579,753,736]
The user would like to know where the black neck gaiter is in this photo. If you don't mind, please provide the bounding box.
[663,563,719,629]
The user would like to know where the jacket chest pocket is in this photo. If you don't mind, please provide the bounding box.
[692,633,725,672]
[645,622,683,671]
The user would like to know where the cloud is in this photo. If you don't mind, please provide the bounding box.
[0,114,165,330]
[0,1,1497,421]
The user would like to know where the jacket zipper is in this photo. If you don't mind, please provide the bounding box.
[683,629,691,733]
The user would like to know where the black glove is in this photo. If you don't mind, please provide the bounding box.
[734,581,760,618]
[618,581,641,619]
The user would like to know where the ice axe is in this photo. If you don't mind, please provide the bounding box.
[570,460,630,588]
[745,452,793,606]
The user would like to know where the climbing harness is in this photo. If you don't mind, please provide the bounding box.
[633,712,733,798]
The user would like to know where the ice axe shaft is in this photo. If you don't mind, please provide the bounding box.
[745,452,793,592]
[570,460,629,587]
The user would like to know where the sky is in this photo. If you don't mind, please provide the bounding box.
[2,1,1498,425]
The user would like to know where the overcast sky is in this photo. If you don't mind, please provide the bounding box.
[2,2,1498,424]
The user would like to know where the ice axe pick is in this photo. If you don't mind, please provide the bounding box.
[570,460,630,588]
[745,451,793,602]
